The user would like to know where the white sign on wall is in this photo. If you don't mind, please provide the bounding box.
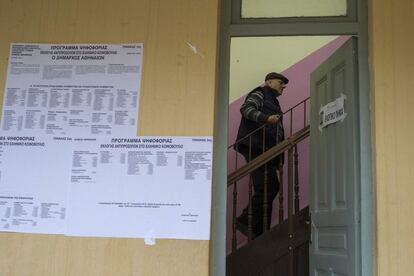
[0,136,71,234]
[1,43,143,136]
[0,136,213,240]
[318,94,347,131]
[66,136,213,240]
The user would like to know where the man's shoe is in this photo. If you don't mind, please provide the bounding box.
[235,218,257,239]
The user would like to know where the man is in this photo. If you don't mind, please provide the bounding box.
[234,72,288,238]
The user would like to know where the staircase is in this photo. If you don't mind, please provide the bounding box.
[227,207,310,276]
[227,98,311,276]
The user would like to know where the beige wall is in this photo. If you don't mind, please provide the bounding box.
[0,0,218,275]
[370,0,414,275]
[4,0,414,274]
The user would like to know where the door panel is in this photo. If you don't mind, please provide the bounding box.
[310,38,360,276]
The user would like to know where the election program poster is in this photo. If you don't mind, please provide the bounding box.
[0,43,143,136]
[66,136,213,240]
[0,135,213,240]
[0,135,72,234]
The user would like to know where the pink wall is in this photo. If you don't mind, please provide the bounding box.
[227,36,351,252]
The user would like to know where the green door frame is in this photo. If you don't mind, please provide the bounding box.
[210,0,374,275]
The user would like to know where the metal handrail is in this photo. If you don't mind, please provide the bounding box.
[228,97,310,150]
[227,125,310,186]
[227,96,310,256]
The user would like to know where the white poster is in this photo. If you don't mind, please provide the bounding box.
[319,94,347,131]
[0,135,213,240]
[66,137,213,240]
[1,43,143,136]
[0,135,72,234]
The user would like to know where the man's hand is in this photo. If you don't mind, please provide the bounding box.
[267,114,280,124]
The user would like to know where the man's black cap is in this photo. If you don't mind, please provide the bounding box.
[265,72,289,84]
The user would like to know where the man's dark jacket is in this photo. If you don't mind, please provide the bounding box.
[234,86,285,163]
